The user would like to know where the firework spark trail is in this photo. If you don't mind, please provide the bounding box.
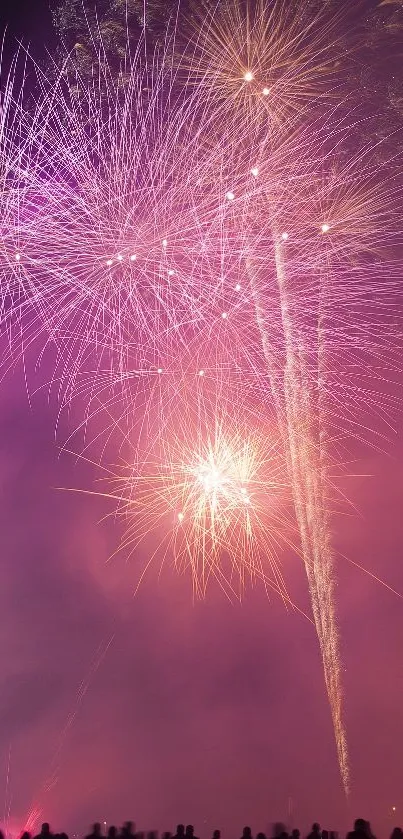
[242,134,403,786]
[3,744,12,835]
[0,42,228,396]
[16,636,114,836]
[272,233,350,790]
[218,97,355,786]
[246,222,349,791]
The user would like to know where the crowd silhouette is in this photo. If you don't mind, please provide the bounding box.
[0,819,400,839]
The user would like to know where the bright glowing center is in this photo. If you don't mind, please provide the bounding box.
[190,456,250,510]
[198,464,224,495]
[244,71,254,82]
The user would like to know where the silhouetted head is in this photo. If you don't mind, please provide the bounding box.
[92,826,101,838]
[213,832,221,839]
[41,826,51,837]
[291,831,300,839]
[59,833,69,839]
[354,822,367,835]
[243,829,252,839]
[391,831,403,839]
[185,828,194,839]
[108,829,117,839]
[257,833,267,839]
[21,832,31,839]
[176,828,185,839]
[312,828,320,837]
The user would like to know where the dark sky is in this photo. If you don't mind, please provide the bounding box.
[1,1,403,838]
[0,0,53,52]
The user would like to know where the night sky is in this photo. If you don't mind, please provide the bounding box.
[0,2,53,66]
[1,2,403,838]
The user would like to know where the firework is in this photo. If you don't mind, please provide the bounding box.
[1,0,403,799]
[0,44,239,397]
[69,390,298,603]
[183,0,346,132]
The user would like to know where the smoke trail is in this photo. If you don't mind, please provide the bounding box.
[248,233,350,794]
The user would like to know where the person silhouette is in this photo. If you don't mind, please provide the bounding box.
[307,826,321,839]
[85,825,102,839]
[241,829,252,839]
[34,824,53,839]
[185,827,198,839]
[391,830,403,839]
[108,828,118,839]
[272,825,287,839]
[291,830,300,839]
[22,832,32,839]
[212,831,221,839]
[173,827,185,839]
[346,819,371,839]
